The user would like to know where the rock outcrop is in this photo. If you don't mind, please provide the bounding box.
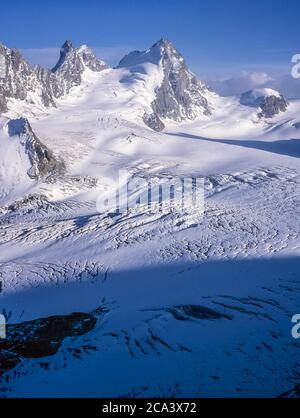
[7,118,65,179]
[0,43,55,112]
[240,88,288,118]
[0,312,97,376]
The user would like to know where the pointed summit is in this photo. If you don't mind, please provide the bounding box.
[52,40,75,72]
[151,38,176,50]
[50,41,108,97]
[62,40,74,51]
[117,38,185,69]
[118,39,214,130]
[52,40,108,74]
[118,38,179,68]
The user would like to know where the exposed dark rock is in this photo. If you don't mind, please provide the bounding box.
[0,351,21,376]
[240,89,288,118]
[0,94,8,113]
[6,193,50,212]
[151,40,212,121]
[258,95,288,118]
[0,312,97,376]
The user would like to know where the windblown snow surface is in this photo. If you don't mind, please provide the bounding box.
[1,64,300,398]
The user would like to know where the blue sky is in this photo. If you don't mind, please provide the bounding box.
[1,0,299,78]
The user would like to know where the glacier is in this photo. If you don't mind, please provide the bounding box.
[0,39,299,398]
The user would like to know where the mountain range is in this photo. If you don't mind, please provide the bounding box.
[0,38,299,398]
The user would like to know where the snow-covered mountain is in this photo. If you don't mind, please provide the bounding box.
[0,41,109,115]
[118,38,214,130]
[50,40,108,98]
[240,88,288,118]
[0,38,300,398]
[0,43,55,113]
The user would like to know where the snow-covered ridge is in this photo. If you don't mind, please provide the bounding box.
[1,38,292,132]
[0,38,218,131]
[118,38,182,67]
[0,116,64,206]
[0,40,109,114]
[5,117,63,179]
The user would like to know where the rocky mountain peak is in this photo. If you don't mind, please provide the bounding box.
[118,39,214,131]
[151,38,184,64]
[52,40,75,72]
[49,40,108,98]
[52,40,108,74]
[240,88,288,118]
[0,44,55,113]
[62,40,74,52]
[118,38,181,68]
[0,40,109,115]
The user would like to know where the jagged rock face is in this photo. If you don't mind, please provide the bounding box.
[143,112,165,132]
[0,44,55,112]
[240,88,288,118]
[151,39,212,121]
[35,65,60,102]
[7,118,65,179]
[119,39,213,129]
[0,41,108,113]
[50,41,108,98]
[258,95,288,118]
[0,94,7,113]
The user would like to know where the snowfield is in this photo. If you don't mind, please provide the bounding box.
[0,40,300,398]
